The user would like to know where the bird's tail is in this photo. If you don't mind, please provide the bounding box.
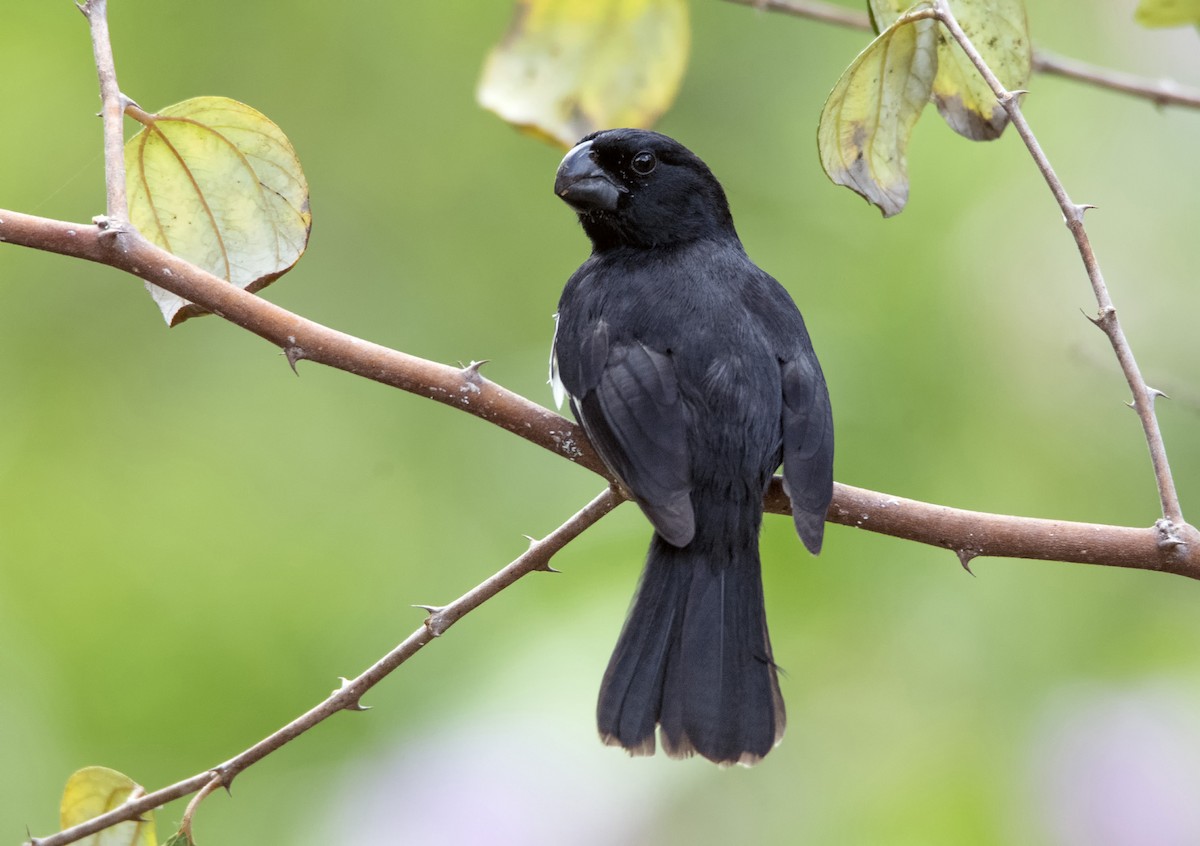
[596,523,784,766]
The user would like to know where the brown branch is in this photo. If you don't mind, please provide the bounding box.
[728,0,872,29]
[930,0,1186,529]
[78,0,129,221]
[1,207,1196,580]
[26,487,622,846]
[723,0,1200,111]
[1032,49,1200,109]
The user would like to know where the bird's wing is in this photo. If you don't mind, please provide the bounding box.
[779,351,834,554]
[571,331,695,548]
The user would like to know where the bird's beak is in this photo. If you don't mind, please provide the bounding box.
[554,140,625,212]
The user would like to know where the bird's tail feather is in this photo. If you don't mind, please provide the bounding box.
[596,528,784,766]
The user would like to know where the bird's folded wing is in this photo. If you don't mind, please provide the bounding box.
[780,354,834,554]
[577,341,695,548]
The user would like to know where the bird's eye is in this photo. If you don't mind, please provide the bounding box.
[630,150,657,176]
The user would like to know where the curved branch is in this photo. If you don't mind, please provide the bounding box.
[26,487,623,846]
[1,209,1196,579]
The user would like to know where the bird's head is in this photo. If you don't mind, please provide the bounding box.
[553,128,737,251]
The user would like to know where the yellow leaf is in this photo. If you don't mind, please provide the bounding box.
[817,7,939,217]
[1135,0,1200,26]
[477,0,690,148]
[59,766,156,846]
[871,0,1030,141]
[932,0,1030,140]
[125,96,313,326]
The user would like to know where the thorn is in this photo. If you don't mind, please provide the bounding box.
[998,89,1027,109]
[459,360,488,395]
[284,345,305,375]
[1064,203,1096,225]
[956,549,977,576]
[412,603,444,615]
[461,359,489,381]
[334,676,371,711]
[523,534,539,547]
[1086,305,1115,329]
[1148,386,1170,401]
[209,765,235,794]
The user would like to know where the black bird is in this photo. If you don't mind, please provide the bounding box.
[551,129,835,766]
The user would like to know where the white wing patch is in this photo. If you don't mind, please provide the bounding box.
[549,312,567,410]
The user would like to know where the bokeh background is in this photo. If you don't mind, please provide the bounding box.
[3,1,1199,843]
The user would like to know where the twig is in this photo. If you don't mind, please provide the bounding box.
[731,0,871,29]
[723,0,1200,111]
[930,0,1185,528]
[78,0,129,222]
[25,488,622,846]
[0,209,1196,577]
[1032,49,1200,109]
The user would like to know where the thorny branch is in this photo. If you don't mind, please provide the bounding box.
[4,208,1196,576]
[8,0,1199,843]
[928,0,1185,528]
[26,489,622,846]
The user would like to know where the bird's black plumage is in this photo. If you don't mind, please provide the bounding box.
[551,129,834,765]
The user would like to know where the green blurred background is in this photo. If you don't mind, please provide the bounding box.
[3,1,1199,843]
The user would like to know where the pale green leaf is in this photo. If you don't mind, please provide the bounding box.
[159,831,196,846]
[817,8,939,217]
[476,0,690,148]
[1135,0,1200,26]
[125,96,313,326]
[60,766,156,846]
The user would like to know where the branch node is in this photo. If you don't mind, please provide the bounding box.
[117,91,141,114]
[91,215,129,242]
[206,764,236,794]
[1155,519,1189,556]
